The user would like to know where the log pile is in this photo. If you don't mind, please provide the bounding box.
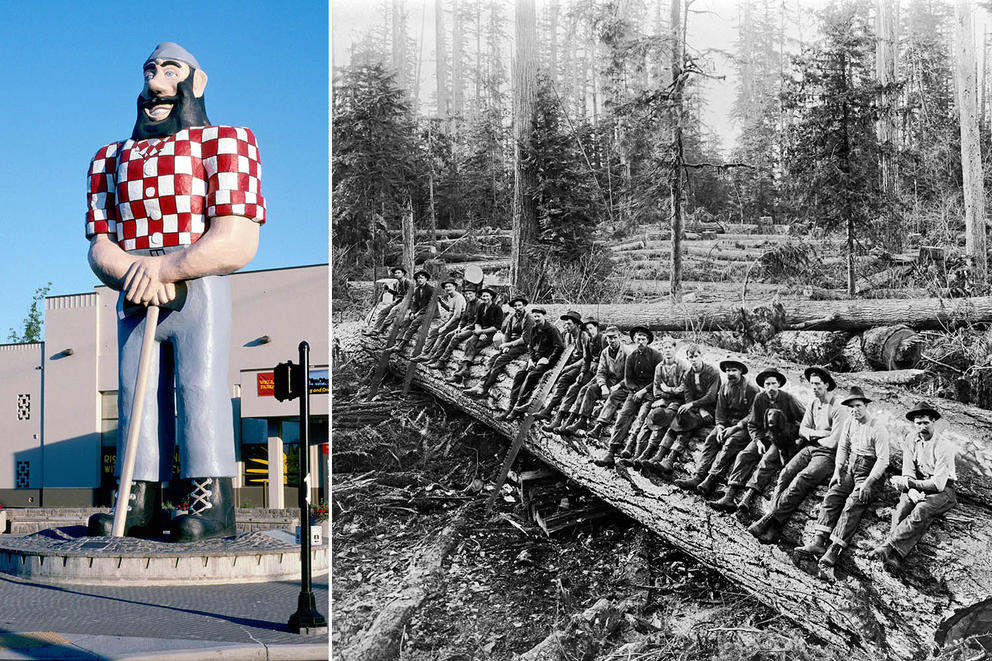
[336,321,992,661]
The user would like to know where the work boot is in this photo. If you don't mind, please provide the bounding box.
[88,480,162,538]
[593,443,622,468]
[747,513,776,540]
[446,363,470,384]
[673,475,702,492]
[581,421,606,440]
[618,427,645,460]
[170,477,236,543]
[632,431,663,469]
[794,532,831,560]
[818,542,843,568]
[542,411,565,433]
[551,413,575,433]
[875,544,903,574]
[533,404,555,421]
[562,415,588,435]
[640,435,672,473]
[657,438,687,478]
[709,485,743,512]
[734,488,761,524]
[696,474,722,499]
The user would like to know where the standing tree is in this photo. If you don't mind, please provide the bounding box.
[7,282,52,343]
[668,0,687,300]
[510,0,539,291]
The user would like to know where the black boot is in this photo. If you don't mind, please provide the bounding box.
[618,428,644,461]
[818,542,844,568]
[632,430,662,469]
[641,434,672,472]
[794,532,831,560]
[170,477,236,543]
[593,443,621,468]
[709,485,743,512]
[563,415,589,435]
[696,474,722,499]
[551,413,574,433]
[542,411,566,432]
[88,480,162,537]
[748,513,777,541]
[673,474,702,492]
[656,438,687,479]
[735,488,761,524]
[581,421,606,439]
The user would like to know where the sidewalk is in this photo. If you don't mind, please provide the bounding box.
[0,573,328,660]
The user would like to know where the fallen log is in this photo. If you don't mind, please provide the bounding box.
[765,330,852,368]
[540,296,992,333]
[336,322,992,661]
[517,598,623,661]
[385,227,511,239]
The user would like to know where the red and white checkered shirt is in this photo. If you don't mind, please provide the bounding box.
[85,126,266,251]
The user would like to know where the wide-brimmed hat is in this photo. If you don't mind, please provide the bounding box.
[842,386,872,407]
[479,287,497,297]
[560,310,583,326]
[389,265,408,274]
[440,279,457,288]
[804,366,837,391]
[413,269,431,280]
[906,400,941,421]
[720,360,748,375]
[582,316,600,328]
[756,369,787,387]
[629,326,654,344]
[508,294,529,307]
[669,408,704,433]
[604,325,621,337]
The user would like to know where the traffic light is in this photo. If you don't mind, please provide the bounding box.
[274,361,301,401]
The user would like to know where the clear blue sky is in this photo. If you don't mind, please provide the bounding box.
[0,0,328,339]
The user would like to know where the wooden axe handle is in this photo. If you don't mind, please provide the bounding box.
[111,305,160,538]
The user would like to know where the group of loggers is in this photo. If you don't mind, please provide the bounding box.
[364,268,958,575]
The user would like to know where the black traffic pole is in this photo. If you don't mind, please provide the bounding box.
[286,341,327,634]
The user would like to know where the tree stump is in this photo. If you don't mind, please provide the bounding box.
[967,366,992,410]
[861,325,923,370]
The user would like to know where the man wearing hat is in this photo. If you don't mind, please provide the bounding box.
[748,367,847,544]
[874,401,957,573]
[425,288,478,367]
[368,266,413,334]
[534,311,587,422]
[464,295,533,397]
[502,308,565,421]
[592,327,661,467]
[619,337,688,468]
[562,326,628,436]
[412,279,465,360]
[446,288,504,385]
[710,369,804,523]
[391,269,436,351]
[674,359,758,497]
[794,386,890,568]
[546,316,604,433]
[640,344,721,477]
[86,43,265,541]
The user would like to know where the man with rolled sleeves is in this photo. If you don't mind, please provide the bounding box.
[794,386,890,568]
[874,401,957,574]
[392,269,436,351]
[411,278,465,360]
[86,43,264,542]
[501,308,565,421]
[641,343,720,478]
[367,265,412,334]
[561,325,627,436]
[535,311,586,420]
[749,367,846,544]
[617,336,686,467]
[464,294,533,397]
[710,369,804,523]
[425,288,478,367]
[674,359,757,498]
[592,327,661,467]
[546,316,603,433]
[447,288,504,385]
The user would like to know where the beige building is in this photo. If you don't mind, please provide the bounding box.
[0,264,328,509]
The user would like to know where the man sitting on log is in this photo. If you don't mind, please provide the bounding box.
[874,401,957,574]
[534,311,587,421]
[560,325,627,436]
[411,279,465,361]
[592,327,662,467]
[710,369,804,523]
[794,386,890,568]
[446,288,504,386]
[500,307,565,421]
[464,294,533,398]
[674,360,758,498]
[641,344,720,478]
[748,367,846,544]
[390,269,436,351]
[365,266,412,334]
[424,288,478,367]
[545,316,603,433]
[617,336,688,468]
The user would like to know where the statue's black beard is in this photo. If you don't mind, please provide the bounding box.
[131,73,210,140]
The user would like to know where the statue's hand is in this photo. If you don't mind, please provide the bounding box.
[123,258,177,306]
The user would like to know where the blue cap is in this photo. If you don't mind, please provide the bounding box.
[145,42,201,70]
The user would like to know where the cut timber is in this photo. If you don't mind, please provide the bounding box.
[856,369,928,387]
[337,322,992,661]
[386,228,511,239]
[541,296,992,333]
[860,325,924,370]
[765,330,852,369]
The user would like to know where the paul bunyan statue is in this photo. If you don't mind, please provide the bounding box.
[85,43,265,542]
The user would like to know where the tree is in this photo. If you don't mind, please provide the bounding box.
[8,282,51,343]
[510,0,539,291]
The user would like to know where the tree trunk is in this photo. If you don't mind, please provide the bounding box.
[954,0,989,286]
[860,324,924,370]
[391,0,406,92]
[876,0,901,252]
[452,0,464,116]
[337,322,992,661]
[401,199,415,274]
[511,0,539,292]
[669,0,685,301]
[536,296,992,333]
[435,0,449,117]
